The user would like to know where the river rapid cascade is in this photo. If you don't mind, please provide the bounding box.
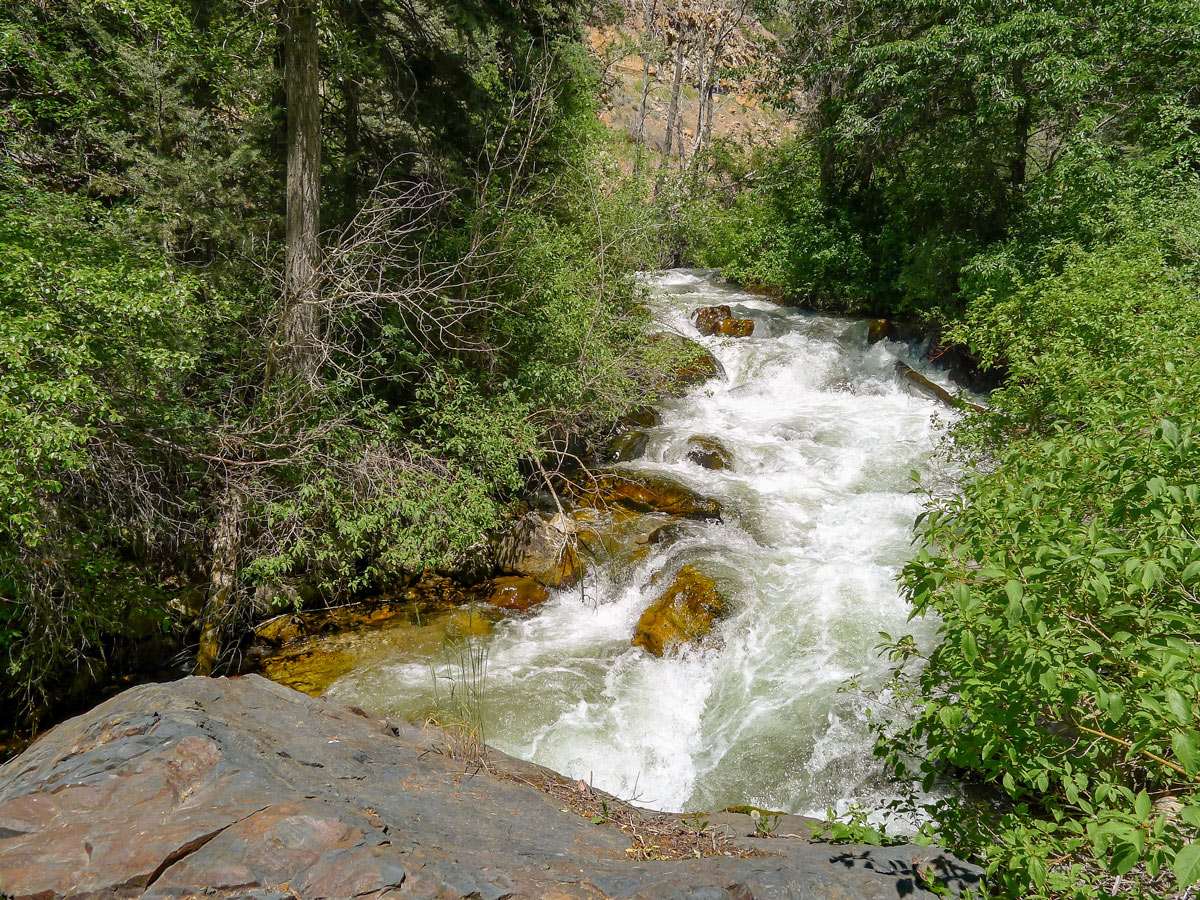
[327,270,957,820]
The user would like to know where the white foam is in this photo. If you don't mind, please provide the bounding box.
[326,269,954,817]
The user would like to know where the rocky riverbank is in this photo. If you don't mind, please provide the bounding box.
[0,675,981,899]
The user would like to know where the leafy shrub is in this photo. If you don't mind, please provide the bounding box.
[881,184,1200,899]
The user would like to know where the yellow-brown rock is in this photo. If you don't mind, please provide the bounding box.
[568,472,722,520]
[692,305,754,338]
[494,512,581,588]
[867,318,892,344]
[633,566,726,657]
[718,317,754,337]
[478,576,551,612]
[259,647,356,697]
[692,305,733,335]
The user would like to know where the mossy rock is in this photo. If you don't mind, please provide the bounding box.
[692,305,733,336]
[477,576,550,612]
[632,565,727,657]
[619,405,662,429]
[717,317,754,337]
[568,472,722,521]
[647,332,725,393]
[602,429,649,463]
[686,436,733,471]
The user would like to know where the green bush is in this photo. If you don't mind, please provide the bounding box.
[881,184,1200,899]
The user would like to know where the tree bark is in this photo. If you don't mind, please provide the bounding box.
[194,481,245,675]
[634,0,658,173]
[278,0,322,384]
[1010,61,1032,191]
[690,23,710,160]
[342,0,360,223]
[662,33,685,164]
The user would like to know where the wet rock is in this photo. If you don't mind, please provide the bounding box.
[619,405,662,429]
[718,317,755,337]
[693,305,754,338]
[686,436,733,470]
[258,647,356,698]
[602,429,650,463]
[252,575,465,650]
[568,472,723,521]
[477,576,550,612]
[640,522,683,547]
[0,676,983,900]
[448,606,494,638]
[693,304,733,335]
[868,318,928,345]
[494,511,581,588]
[633,565,727,657]
[648,332,725,392]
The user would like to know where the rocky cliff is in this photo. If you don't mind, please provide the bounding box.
[0,675,980,899]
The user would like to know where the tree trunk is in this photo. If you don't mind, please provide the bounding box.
[690,24,710,160]
[634,0,658,173]
[278,0,322,384]
[194,481,245,675]
[342,0,360,223]
[662,35,685,164]
[1010,61,1032,191]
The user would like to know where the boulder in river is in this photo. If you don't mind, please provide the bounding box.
[687,435,733,470]
[619,404,662,429]
[494,511,581,588]
[633,565,727,656]
[569,472,723,520]
[718,317,755,337]
[602,428,650,463]
[693,305,754,338]
[648,331,725,392]
[0,675,983,899]
[477,575,551,612]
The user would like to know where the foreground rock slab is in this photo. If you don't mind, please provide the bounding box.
[0,675,981,900]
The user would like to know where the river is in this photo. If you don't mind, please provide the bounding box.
[325,269,955,821]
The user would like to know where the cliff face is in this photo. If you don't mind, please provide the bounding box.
[0,675,980,899]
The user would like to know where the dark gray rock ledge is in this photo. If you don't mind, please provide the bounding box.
[0,675,981,899]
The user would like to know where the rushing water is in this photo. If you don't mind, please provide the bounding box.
[326,269,957,820]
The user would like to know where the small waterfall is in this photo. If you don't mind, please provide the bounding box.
[326,269,955,820]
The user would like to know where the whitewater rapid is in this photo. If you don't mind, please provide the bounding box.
[326,269,955,819]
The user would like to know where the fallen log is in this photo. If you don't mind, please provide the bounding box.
[895,361,987,413]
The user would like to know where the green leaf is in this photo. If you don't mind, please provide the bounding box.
[1174,842,1200,887]
[1172,730,1200,775]
[1135,790,1152,821]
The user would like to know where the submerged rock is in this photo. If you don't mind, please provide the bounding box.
[478,575,550,612]
[494,511,581,588]
[687,435,733,470]
[633,565,727,656]
[568,472,723,520]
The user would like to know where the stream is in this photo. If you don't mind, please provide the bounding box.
[325,269,957,821]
